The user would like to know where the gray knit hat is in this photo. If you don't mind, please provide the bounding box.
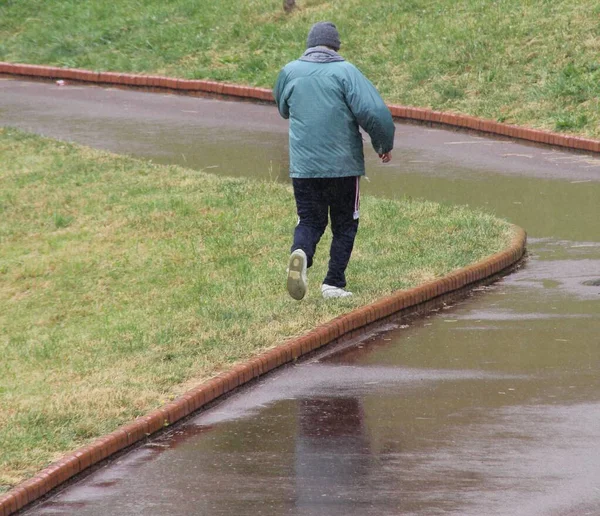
[306,21,341,51]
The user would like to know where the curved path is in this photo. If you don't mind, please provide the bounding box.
[1,78,600,515]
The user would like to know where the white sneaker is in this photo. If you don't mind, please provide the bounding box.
[287,249,308,300]
[321,284,353,299]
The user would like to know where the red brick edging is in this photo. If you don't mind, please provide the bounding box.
[1,62,600,154]
[0,226,526,515]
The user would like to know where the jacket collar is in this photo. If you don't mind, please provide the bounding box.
[299,46,345,63]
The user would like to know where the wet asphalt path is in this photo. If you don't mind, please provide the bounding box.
[1,79,599,515]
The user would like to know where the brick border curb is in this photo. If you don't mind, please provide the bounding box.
[2,62,599,154]
[0,225,526,515]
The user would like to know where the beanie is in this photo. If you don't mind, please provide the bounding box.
[306,22,341,51]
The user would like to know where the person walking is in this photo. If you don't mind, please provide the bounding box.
[273,21,395,300]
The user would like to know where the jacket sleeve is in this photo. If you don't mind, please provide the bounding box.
[344,65,395,154]
[273,68,290,120]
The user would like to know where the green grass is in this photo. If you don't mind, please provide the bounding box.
[0,128,513,491]
[1,0,600,137]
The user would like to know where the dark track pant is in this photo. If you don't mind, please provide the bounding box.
[291,176,360,289]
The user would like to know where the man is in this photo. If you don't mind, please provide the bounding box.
[274,21,395,300]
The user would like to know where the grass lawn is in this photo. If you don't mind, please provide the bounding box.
[0,128,513,491]
[1,0,599,137]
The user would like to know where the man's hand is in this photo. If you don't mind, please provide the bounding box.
[379,152,392,163]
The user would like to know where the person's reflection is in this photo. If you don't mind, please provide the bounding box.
[295,396,371,515]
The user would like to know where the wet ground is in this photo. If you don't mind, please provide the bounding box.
[2,79,599,515]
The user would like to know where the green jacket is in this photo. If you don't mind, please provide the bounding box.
[273,47,395,179]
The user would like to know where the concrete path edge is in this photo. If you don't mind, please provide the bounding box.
[1,62,599,154]
[0,224,527,515]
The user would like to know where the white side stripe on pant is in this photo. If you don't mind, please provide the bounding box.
[353,176,360,220]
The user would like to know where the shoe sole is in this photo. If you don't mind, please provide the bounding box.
[287,251,307,300]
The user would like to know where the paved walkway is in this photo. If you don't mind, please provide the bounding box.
[2,78,600,516]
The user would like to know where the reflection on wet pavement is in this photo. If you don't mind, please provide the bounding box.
[3,79,599,516]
